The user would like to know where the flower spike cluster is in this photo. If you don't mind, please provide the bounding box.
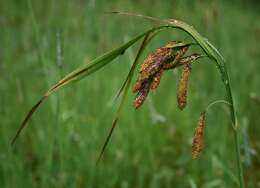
[177,62,192,110]
[132,41,208,159]
[192,111,206,159]
[133,41,201,109]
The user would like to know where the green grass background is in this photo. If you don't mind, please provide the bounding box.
[1,0,260,187]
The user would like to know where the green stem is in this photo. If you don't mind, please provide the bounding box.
[234,125,244,187]
[221,66,245,188]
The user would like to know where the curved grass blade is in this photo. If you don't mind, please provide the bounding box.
[96,32,151,163]
[11,30,155,146]
[11,96,47,145]
[204,39,225,61]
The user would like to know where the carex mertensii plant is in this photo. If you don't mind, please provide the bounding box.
[11,12,245,187]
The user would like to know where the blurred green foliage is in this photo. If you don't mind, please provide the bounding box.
[0,0,260,187]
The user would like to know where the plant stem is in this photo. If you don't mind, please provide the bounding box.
[221,67,245,188]
[234,126,245,187]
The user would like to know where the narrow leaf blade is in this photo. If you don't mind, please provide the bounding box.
[11,30,151,145]
[97,32,151,163]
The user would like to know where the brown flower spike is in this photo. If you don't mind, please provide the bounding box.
[134,80,151,108]
[192,112,206,159]
[133,41,190,108]
[150,69,163,90]
[177,63,192,110]
[133,41,179,92]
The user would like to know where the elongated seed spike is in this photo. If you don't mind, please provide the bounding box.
[133,42,177,93]
[192,112,206,159]
[140,44,173,73]
[133,41,192,109]
[132,79,142,93]
[177,63,192,110]
[150,69,164,90]
[134,80,151,109]
[139,47,173,79]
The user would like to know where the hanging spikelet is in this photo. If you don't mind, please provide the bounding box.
[134,80,151,109]
[132,79,143,93]
[192,112,206,159]
[139,43,175,79]
[150,69,164,90]
[133,41,189,91]
[132,46,172,93]
[177,63,192,110]
[133,41,191,109]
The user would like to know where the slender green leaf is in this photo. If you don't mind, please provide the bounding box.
[97,32,151,163]
[11,29,154,145]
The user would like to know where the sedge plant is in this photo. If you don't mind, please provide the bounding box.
[11,12,245,187]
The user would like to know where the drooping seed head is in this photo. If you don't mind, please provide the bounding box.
[150,69,164,90]
[192,112,206,159]
[177,63,192,110]
[133,41,178,93]
[132,79,143,93]
[162,46,191,71]
[133,41,191,109]
[139,46,174,78]
[134,80,151,109]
